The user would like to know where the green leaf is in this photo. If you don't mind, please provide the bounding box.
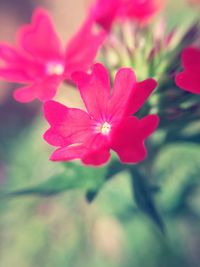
[1,162,107,198]
[85,160,126,203]
[154,144,200,214]
[130,167,165,234]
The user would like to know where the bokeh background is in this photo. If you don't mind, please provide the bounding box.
[1,1,200,266]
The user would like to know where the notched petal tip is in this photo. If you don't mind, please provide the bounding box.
[118,143,147,164]
[43,100,68,125]
[82,148,111,166]
[140,114,160,138]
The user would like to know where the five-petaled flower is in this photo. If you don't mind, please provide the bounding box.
[43,63,159,166]
[175,47,200,94]
[0,8,105,102]
[89,0,163,31]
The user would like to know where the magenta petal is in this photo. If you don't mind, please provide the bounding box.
[48,129,111,165]
[82,133,111,166]
[90,0,119,30]
[82,147,111,166]
[43,100,92,146]
[111,117,146,163]
[18,8,63,60]
[0,68,31,83]
[119,0,162,23]
[0,44,25,63]
[128,78,157,115]
[65,18,105,78]
[108,67,136,119]
[36,77,61,101]
[139,114,160,138]
[0,44,33,82]
[181,47,200,72]
[43,100,70,125]
[72,63,110,120]
[111,115,159,163]
[175,72,200,94]
[50,145,110,166]
[176,47,200,94]
[13,77,60,102]
[13,85,37,103]
[50,145,85,161]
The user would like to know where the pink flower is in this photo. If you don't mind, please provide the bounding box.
[175,47,200,94]
[119,0,163,24]
[90,0,120,31]
[188,0,200,6]
[0,8,105,102]
[43,63,159,166]
[89,0,163,30]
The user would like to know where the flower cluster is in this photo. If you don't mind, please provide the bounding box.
[89,0,163,30]
[44,63,158,165]
[0,9,105,102]
[1,1,200,167]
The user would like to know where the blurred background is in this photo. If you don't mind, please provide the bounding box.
[1,1,200,267]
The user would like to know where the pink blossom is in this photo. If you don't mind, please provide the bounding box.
[175,47,200,94]
[90,0,120,31]
[119,0,163,24]
[89,0,163,30]
[43,63,159,166]
[0,8,105,102]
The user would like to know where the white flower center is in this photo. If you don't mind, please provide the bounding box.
[46,62,64,76]
[100,122,111,135]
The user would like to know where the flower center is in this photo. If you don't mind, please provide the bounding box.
[46,62,64,76]
[100,122,111,135]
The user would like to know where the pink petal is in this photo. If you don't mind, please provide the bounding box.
[13,77,60,103]
[0,43,25,63]
[43,100,70,125]
[108,67,136,120]
[36,77,61,101]
[181,47,200,72]
[50,144,110,166]
[18,8,63,60]
[0,43,46,83]
[0,44,34,82]
[89,0,120,30]
[82,133,111,165]
[13,85,37,103]
[111,115,159,163]
[119,0,162,23]
[127,78,157,115]
[175,71,200,94]
[175,47,200,94]
[139,114,160,138]
[65,18,106,78]
[50,127,111,166]
[82,147,111,166]
[43,100,92,146]
[108,70,156,120]
[0,67,31,83]
[72,63,110,120]
[50,145,85,161]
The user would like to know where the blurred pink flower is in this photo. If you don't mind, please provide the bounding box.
[0,8,105,102]
[90,0,120,31]
[119,0,163,24]
[188,0,200,6]
[89,0,163,30]
[175,47,200,94]
[43,63,159,166]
